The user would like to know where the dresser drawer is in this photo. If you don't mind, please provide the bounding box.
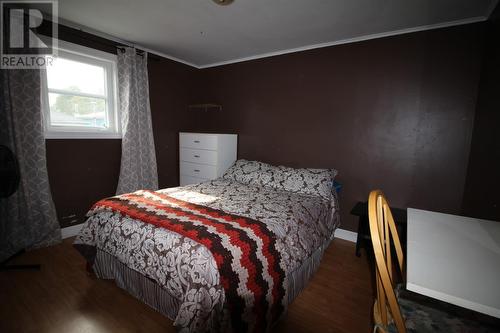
[180,148,217,165]
[180,133,217,150]
[180,161,217,179]
[180,175,209,186]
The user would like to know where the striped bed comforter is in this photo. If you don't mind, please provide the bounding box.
[74,178,339,332]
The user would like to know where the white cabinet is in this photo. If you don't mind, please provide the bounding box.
[179,132,237,186]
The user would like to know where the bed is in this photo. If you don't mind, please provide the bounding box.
[74,159,340,332]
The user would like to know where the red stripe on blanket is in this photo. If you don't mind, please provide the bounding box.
[116,192,270,329]
[146,191,285,319]
[92,198,256,330]
[136,193,278,290]
[118,193,265,298]
[89,190,285,332]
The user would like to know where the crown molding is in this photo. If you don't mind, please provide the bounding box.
[198,16,487,69]
[56,15,488,70]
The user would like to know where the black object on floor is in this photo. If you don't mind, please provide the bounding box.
[0,249,41,271]
[350,201,407,257]
[0,145,41,271]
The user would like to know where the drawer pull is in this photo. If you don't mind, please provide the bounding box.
[194,155,200,158]
[194,140,200,143]
[194,169,200,172]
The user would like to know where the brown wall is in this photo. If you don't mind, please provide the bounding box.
[188,24,485,231]
[47,22,492,231]
[462,8,500,221]
[46,25,194,227]
[149,54,197,189]
[46,139,121,226]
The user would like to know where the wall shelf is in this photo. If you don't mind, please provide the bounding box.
[188,104,222,112]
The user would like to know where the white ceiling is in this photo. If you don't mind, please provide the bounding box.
[57,0,497,68]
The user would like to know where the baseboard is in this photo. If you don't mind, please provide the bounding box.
[334,228,357,243]
[61,223,84,239]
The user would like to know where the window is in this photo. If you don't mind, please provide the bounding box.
[43,41,119,139]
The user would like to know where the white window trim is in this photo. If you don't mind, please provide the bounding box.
[42,40,121,139]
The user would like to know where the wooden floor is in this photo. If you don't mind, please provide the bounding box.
[0,238,373,333]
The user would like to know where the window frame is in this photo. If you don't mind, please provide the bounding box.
[42,40,120,139]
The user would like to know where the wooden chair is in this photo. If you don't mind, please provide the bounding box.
[368,190,499,333]
[368,190,406,333]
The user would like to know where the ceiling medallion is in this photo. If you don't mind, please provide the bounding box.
[212,0,234,6]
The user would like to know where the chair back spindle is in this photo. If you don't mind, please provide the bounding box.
[368,190,405,333]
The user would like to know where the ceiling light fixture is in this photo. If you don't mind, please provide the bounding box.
[212,0,234,6]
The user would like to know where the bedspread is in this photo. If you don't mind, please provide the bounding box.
[74,178,339,332]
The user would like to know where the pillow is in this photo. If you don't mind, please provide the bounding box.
[222,159,282,188]
[223,159,338,201]
[277,166,337,201]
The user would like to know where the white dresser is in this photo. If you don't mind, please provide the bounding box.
[179,132,238,186]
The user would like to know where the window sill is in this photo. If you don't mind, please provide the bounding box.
[44,132,122,139]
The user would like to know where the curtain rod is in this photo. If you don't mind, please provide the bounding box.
[58,17,140,50]
[116,46,147,57]
[58,24,157,59]
[33,17,156,59]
